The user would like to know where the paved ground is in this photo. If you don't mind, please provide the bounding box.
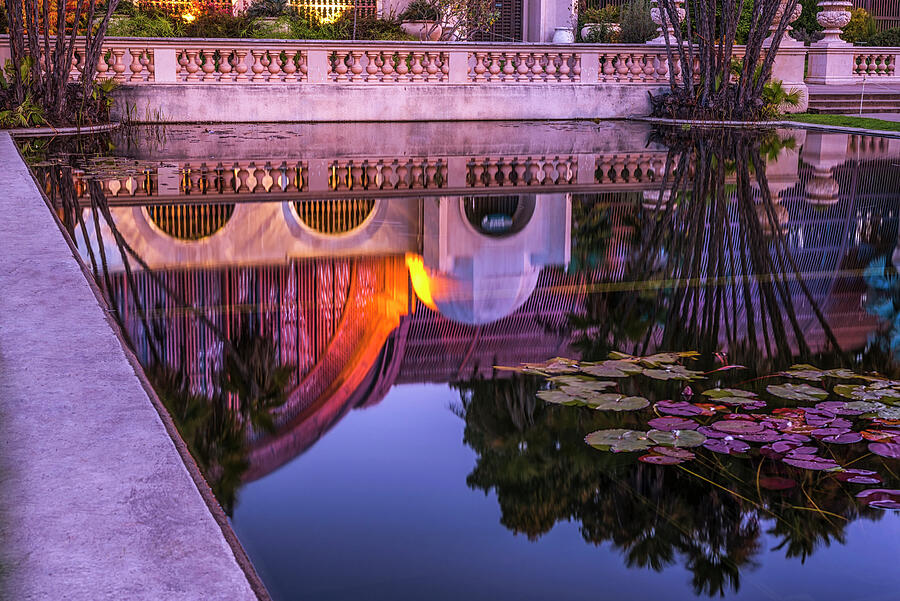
[0,132,260,600]
[840,113,900,123]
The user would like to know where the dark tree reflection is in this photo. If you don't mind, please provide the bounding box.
[456,127,900,597]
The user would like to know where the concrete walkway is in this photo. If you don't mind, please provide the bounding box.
[0,132,261,600]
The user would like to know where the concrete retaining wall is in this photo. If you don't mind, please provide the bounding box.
[112,83,666,123]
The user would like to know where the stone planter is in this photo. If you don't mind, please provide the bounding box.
[580,22,620,42]
[401,21,442,41]
[552,26,575,44]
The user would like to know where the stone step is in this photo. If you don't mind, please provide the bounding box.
[808,106,900,114]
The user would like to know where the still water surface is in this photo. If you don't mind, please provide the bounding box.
[24,121,900,600]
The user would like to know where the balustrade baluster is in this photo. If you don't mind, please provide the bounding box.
[559,53,572,80]
[128,48,144,82]
[472,52,487,81]
[233,50,249,81]
[425,53,439,79]
[516,52,530,80]
[365,50,380,81]
[350,51,365,81]
[110,48,127,82]
[283,50,299,82]
[532,53,546,81]
[410,51,425,81]
[202,49,217,81]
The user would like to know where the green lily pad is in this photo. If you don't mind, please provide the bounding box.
[647,429,707,448]
[581,360,643,378]
[536,390,584,406]
[834,383,900,403]
[520,357,580,375]
[610,351,700,367]
[550,376,618,395]
[590,395,650,412]
[766,383,829,402]
[643,365,705,381]
[585,429,653,453]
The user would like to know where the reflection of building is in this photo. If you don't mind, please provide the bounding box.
[62,132,900,482]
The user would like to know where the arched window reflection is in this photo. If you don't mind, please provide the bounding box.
[146,203,235,240]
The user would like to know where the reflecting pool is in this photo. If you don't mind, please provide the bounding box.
[23,121,900,600]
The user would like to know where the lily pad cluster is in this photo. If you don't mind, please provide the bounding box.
[507,354,900,508]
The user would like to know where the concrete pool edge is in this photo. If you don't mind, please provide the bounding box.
[0,132,270,601]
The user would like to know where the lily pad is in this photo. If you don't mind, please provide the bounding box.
[759,476,797,490]
[589,395,650,412]
[520,357,580,374]
[643,365,705,381]
[818,432,863,444]
[711,420,765,435]
[856,489,900,509]
[816,401,864,416]
[647,416,698,431]
[647,429,706,448]
[536,390,584,406]
[655,400,707,417]
[585,429,652,453]
[782,455,840,471]
[638,453,685,465]
[651,446,696,459]
[703,438,751,454]
[834,383,900,402]
[766,383,829,402]
[868,442,900,459]
[581,360,643,378]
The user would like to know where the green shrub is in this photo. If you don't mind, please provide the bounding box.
[868,28,900,47]
[398,0,440,22]
[107,9,184,37]
[842,8,876,44]
[581,4,619,24]
[335,13,416,40]
[183,11,254,37]
[619,0,655,43]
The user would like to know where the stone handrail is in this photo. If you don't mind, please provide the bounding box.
[851,47,898,78]
[0,35,751,85]
[807,43,899,84]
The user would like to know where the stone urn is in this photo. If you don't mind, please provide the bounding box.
[401,21,442,41]
[816,0,853,45]
[552,26,575,43]
[649,0,686,44]
[581,22,620,42]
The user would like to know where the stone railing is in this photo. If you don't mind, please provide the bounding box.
[852,49,898,78]
[0,35,756,86]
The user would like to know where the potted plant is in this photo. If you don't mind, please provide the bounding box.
[580,4,620,42]
[398,0,442,41]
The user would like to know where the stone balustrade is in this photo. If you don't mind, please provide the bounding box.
[852,49,898,78]
[3,36,758,87]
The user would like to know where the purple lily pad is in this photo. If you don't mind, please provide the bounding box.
[697,426,728,439]
[638,453,685,465]
[736,429,781,443]
[856,489,900,508]
[651,446,696,459]
[711,420,765,435]
[787,446,819,456]
[771,440,802,454]
[811,427,851,438]
[782,455,840,470]
[647,416,699,431]
[655,400,705,417]
[702,438,751,455]
[782,433,812,444]
[818,432,863,444]
[869,442,900,458]
[759,476,797,490]
[816,401,864,416]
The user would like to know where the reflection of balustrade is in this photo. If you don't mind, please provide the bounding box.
[328,159,447,190]
[467,156,576,187]
[594,153,674,184]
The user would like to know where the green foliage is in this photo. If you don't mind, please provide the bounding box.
[580,4,619,24]
[760,79,802,119]
[842,8,876,44]
[339,13,416,41]
[398,0,441,21]
[183,11,255,37]
[868,27,900,48]
[245,0,289,19]
[0,58,47,128]
[619,0,655,43]
[106,8,184,36]
[734,0,753,45]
